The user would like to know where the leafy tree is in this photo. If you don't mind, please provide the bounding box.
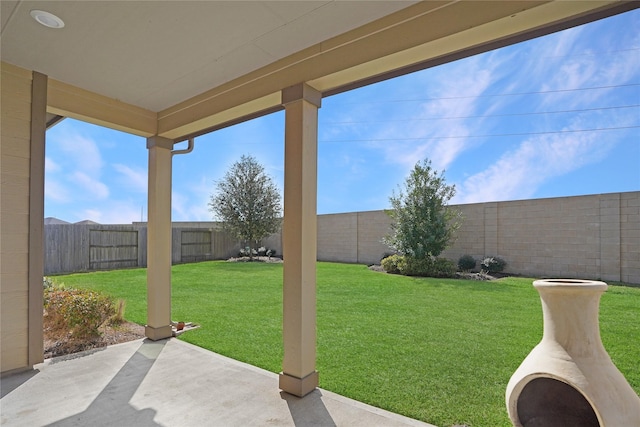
[384,159,461,259]
[209,155,281,260]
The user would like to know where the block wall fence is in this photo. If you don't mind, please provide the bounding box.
[318,192,640,284]
[44,191,639,284]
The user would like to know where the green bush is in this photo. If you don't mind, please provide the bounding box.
[381,254,402,274]
[399,256,456,278]
[481,256,507,273]
[430,258,457,278]
[458,254,476,272]
[380,252,396,263]
[43,276,58,290]
[383,255,457,278]
[398,256,431,276]
[44,285,115,340]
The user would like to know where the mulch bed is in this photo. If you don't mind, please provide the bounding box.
[44,321,146,359]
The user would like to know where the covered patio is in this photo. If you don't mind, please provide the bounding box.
[2,0,637,423]
[1,338,433,426]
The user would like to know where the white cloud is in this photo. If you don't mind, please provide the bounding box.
[70,171,109,200]
[80,202,143,224]
[451,18,640,204]
[44,179,70,203]
[454,129,613,204]
[172,183,213,222]
[54,131,104,173]
[113,164,147,193]
[363,53,510,173]
[520,19,640,110]
[171,192,188,220]
[46,125,112,203]
[45,157,61,173]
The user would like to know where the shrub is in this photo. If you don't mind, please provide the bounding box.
[430,257,457,278]
[238,247,258,257]
[381,254,402,274]
[458,255,476,272]
[380,252,396,263]
[385,254,461,278]
[44,285,115,340]
[384,159,461,258]
[399,256,456,278]
[397,256,430,276]
[481,256,507,273]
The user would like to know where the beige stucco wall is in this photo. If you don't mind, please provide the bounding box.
[316,192,640,284]
[1,63,32,372]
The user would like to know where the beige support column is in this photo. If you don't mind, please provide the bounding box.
[146,136,174,340]
[279,83,321,397]
[28,72,47,366]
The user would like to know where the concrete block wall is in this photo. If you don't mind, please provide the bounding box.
[621,192,640,283]
[357,211,394,264]
[317,213,358,263]
[316,192,640,284]
[443,196,607,280]
[316,211,393,265]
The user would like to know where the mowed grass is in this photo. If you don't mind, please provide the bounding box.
[53,261,640,427]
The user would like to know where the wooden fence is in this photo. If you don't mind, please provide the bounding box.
[44,223,241,275]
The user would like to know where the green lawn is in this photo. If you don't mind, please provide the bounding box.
[52,261,640,427]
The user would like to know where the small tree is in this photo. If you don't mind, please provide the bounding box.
[209,155,282,260]
[384,159,461,259]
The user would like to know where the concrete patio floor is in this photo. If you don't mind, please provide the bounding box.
[1,338,435,426]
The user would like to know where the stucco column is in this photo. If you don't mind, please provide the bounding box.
[279,83,321,397]
[146,136,174,340]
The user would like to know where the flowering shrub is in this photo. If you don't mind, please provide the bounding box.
[238,247,258,257]
[44,283,115,340]
[240,246,276,257]
[480,256,507,273]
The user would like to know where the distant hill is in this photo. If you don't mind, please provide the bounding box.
[44,217,70,225]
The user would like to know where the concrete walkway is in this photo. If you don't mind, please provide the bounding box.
[1,338,435,427]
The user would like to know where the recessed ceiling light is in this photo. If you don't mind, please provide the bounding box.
[30,10,65,29]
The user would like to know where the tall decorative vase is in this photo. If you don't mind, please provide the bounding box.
[505,279,640,427]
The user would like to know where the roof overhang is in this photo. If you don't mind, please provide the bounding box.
[2,1,637,141]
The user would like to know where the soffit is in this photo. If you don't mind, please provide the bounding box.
[0,0,417,112]
[158,0,637,140]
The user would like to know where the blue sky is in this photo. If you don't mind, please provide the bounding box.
[45,10,639,224]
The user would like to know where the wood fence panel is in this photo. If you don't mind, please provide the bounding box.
[212,230,239,259]
[44,224,90,274]
[181,230,212,262]
[89,228,138,270]
[137,226,147,267]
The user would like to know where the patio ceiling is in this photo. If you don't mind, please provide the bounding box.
[1,1,636,140]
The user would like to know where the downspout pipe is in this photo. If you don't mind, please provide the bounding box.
[171,138,194,156]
